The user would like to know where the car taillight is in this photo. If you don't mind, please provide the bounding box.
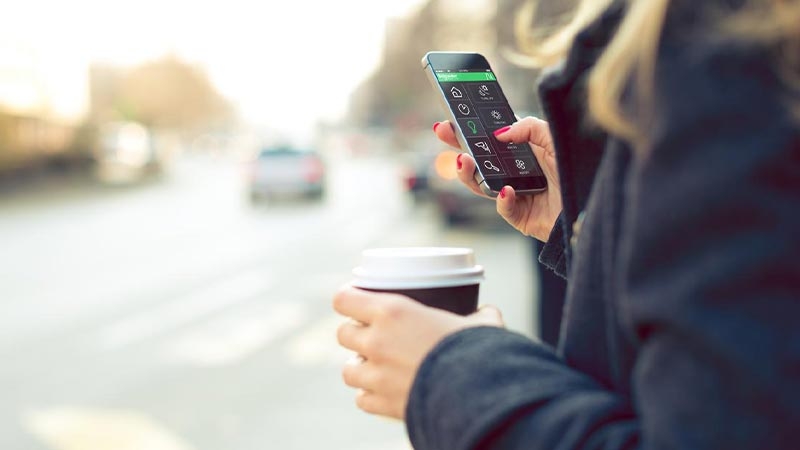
[303,157,323,182]
[405,175,417,190]
[400,167,417,191]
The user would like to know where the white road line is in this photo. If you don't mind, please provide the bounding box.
[24,407,194,450]
[99,269,273,350]
[164,302,308,367]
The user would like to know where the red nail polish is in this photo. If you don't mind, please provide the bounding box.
[493,125,511,137]
[433,122,440,132]
[499,186,507,199]
[456,153,463,170]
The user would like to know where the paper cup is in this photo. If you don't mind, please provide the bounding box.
[352,247,484,315]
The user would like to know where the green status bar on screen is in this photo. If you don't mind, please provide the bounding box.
[435,71,496,82]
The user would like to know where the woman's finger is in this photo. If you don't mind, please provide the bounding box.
[355,389,401,419]
[332,285,391,325]
[493,116,554,151]
[342,358,382,391]
[433,121,459,148]
[471,304,505,327]
[456,153,492,198]
[530,144,559,185]
[336,319,369,354]
[355,389,387,417]
[496,185,519,226]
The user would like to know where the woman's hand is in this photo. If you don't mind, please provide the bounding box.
[333,286,504,419]
[433,117,562,241]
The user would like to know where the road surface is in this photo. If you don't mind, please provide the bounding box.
[0,150,539,450]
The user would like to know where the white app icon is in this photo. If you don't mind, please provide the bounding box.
[475,141,491,153]
[458,104,471,116]
[484,160,501,172]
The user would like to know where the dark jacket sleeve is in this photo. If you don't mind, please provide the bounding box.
[405,36,800,450]
[405,327,638,450]
[538,212,569,279]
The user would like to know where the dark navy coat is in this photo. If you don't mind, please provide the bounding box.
[405,2,800,449]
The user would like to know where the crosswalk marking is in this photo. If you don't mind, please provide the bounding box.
[99,269,273,349]
[164,302,307,366]
[24,407,194,450]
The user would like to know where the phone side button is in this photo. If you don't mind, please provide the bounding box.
[478,179,497,197]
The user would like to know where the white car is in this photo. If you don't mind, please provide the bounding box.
[93,121,161,184]
[246,146,326,202]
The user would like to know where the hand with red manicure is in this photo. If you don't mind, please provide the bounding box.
[433,117,562,241]
[333,286,504,419]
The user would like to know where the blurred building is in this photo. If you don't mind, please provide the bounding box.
[347,0,553,133]
[0,38,89,173]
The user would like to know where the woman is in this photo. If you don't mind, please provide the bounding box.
[334,0,800,448]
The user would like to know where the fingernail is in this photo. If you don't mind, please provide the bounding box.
[433,122,440,132]
[493,125,511,137]
[499,186,507,199]
[456,153,463,170]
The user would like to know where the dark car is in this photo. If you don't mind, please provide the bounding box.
[246,146,325,202]
[402,148,505,227]
[399,149,433,202]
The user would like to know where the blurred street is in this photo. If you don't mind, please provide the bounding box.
[0,145,538,450]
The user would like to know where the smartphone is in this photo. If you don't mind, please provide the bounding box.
[421,51,547,196]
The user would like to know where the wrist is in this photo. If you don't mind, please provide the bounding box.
[531,212,562,242]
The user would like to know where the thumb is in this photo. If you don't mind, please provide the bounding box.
[496,186,518,225]
[470,305,505,327]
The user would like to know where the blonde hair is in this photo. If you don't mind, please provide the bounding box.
[514,0,800,144]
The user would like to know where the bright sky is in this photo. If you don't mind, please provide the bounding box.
[3,0,427,136]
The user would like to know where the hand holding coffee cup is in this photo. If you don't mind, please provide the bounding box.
[351,247,484,315]
[334,247,501,419]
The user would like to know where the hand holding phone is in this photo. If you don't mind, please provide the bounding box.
[421,51,547,197]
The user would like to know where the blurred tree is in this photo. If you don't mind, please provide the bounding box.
[347,0,498,134]
[346,0,572,140]
[89,56,235,133]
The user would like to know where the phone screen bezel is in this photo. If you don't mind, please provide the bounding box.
[424,52,547,194]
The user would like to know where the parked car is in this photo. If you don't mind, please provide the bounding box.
[399,149,433,202]
[246,145,325,202]
[402,148,505,227]
[93,121,165,184]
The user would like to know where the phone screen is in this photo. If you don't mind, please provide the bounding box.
[423,52,547,195]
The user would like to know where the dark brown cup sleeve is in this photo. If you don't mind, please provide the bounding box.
[360,284,479,316]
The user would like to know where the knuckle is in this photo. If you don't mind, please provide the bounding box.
[341,365,359,388]
[331,289,347,313]
[378,297,407,321]
[336,323,352,347]
[355,392,379,414]
[370,370,389,389]
[518,116,535,127]
[362,334,383,357]
[354,393,369,411]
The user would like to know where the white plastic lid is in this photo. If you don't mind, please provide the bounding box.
[352,247,484,289]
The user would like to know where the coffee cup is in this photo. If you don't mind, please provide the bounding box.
[351,247,484,315]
